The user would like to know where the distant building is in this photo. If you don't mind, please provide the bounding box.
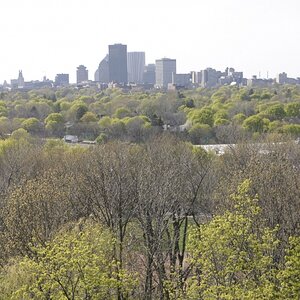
[17,70,24,88]
[247,76,274,87]
[55,73,69,86]
[76,65,88,84]
[109,44,128,84]
[191,71,202,84]
[276,72,288,84]
[10,79,18,89]
[219,67,244,85]
[276,72,300,85]
[24,80,53,89]
[201,68,222,88]
[171,73,191,89]
[155,58,176,88]
[143,64,156,85]
[127,52,145,84]
[95,55,109,83]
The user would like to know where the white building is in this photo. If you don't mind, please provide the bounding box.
[155,58,176,88]
[127,52,145,84]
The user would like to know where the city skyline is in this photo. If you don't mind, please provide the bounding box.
[1,0,300,83]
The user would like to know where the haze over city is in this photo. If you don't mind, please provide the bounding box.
[1,0,300,83]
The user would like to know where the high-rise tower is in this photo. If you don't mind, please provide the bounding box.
[155,58,176,88]
[95,55,109,83]
[127,52,145,84]
[76,65,88,84]
[109,44,127,84]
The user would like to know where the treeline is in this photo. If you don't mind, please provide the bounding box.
[0,133,299,299]
[0,84,299,144]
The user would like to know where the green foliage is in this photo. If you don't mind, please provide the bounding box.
[45,113,65,136]
[187,180,279,300]
[213,109,228,120]
[214,118,230,126]
[114,107,131,119]
[69,102,88,121]
[278,236,300,299]
[0,222,137,299]
[45,113,64,124]
[285,102,300,118]
[21,118,42,134]
[96,133,108,144]
[188,108,214,126]
[0,104,8,117]
[0,85,299,142]
[243,115,265,133]
[233,113,246,124]
[281,124,300,136]
[265,104,286,121]
[10,128,30,141]
[80,111,98,122]
[268,120,282,133]
[188,123,213,144]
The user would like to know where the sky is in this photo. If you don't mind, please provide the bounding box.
[1,0,300,83]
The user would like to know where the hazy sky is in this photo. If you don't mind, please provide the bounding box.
[1,0,299,83]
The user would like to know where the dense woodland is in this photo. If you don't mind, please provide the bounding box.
[0,85,299,299]
[0,84,299,144]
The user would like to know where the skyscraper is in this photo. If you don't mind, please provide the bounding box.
[109,44,127,84]
[95,55,109,83]
[143,64,156,85]
[155,58,176,88]
[76,65,88,84]
[127,52,145,84]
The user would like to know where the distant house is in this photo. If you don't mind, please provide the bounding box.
[63,135,79,143]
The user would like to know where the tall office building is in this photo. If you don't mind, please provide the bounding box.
[155,58,176,88]
[109,44,127,84]
[76,65,88,84]
[94,55,109,83]
[127,52,145,83]
[143,64,156,84]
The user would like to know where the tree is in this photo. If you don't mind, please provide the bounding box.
[213,139,300,259]
[1,169,76,258]
[45,113,65,136]
[188,124,213,144]
[80,111,98,123]
[68,143,140,299]
[0,221,137,299]
[69,102,88,121]
[135,137,211,299]
[285,102,300,118]
[281,124,300,137]
[232,113,246,124]
[114,107,132,119]
[21,118,43,135]
[265,104,286,121]
[45,113,64,124]
[187,180,278,300]
[242,115,265,133]
[124,116,151,142]
[188,108,214,127]
[278,236,300,299]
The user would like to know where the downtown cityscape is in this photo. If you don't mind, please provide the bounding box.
[1,42,300,92]
[0,0,300,299]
